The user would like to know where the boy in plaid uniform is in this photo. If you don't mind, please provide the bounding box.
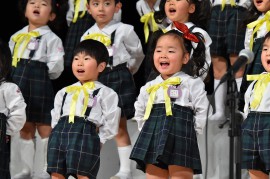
[61,0,122,87]
[8,0,65,178]
[47,39,121,179]
[241,31,270,179]
[130,23,211,178]
[81,0,145,178]
[0,39,26,179]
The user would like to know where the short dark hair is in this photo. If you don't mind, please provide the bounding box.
[73,39,109,65]
[0,38,12,82]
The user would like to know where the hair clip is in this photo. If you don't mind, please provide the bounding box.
[173,21,199,43]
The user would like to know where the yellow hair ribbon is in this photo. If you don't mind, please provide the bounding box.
[11,31,40,67]
[72,0,87,23]
[247,73,270,109]
[247,10,270,50]
[66,82,95,123]
[144,77,181,120]
[83,33,111,47]
[140,12,159,43]
[221,0,236,11]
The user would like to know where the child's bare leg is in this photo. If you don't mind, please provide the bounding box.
[77,174,90,179]
[51,173,65,179]
[249,169,268,179]
[146,164,168,179]
[169,165,193,179]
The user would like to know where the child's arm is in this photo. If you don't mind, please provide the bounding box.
[122,25,145,74]
[51,88,66,128]
[190,78,212,134]
[98,88,121,144]
[46,34,64,80]
[5,83,26,136]
[134,84,149,131]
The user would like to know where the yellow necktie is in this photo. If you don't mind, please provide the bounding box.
[72,0,87,23]
[83,33,111,47]
[247,73,270,109]
[221,0,236,11]
[247,10,270,50]
[66,82,95,123]
[144,77,181,120]
[11,31,40,67]
[140,12,159,43]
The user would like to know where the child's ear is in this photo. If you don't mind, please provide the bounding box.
[86,2,91,14]
[183,53,190,64]
[98,62,106,72]
[115,2,122,13]
[49,12,56,21]
[188,3,195,14]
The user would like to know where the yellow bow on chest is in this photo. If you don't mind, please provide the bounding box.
[247,73,270,109]
[72,0,87,23]
[12,31,40,67]
[221,0,236,11]
[144,77,181,120]
[140,12,159,43]
[66,82,95,123]
[83,33,111,47]
[247,10,270,50]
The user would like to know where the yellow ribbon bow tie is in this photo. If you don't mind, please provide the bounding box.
[140,12,159,43]
[247,10,270,50]
[221,0,236,11]
[247,73,270,109]
[83,33,111,47]
[11,31,40,67]
[72,0,87,23]
[144,77,181,120]
[66,82,95,123]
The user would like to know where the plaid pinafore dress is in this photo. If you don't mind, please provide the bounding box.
[47,88,101,179]
[130,95,202,174]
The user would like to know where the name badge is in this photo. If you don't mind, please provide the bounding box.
[168,86,181,98]
[27,39,39,50]
[88,95,97,107]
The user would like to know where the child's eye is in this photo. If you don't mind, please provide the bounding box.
[263,48,268,51]
[104,2,111,6]
[169,50,175,53]
[93,2,99,6]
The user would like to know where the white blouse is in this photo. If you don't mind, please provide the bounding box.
[9,25,64,80]
[0,81,26,136]
[51,81,121,144]
[244,13,270,51]
[81,20,145,74]
[134,72,212,134]
[244,73,270,118]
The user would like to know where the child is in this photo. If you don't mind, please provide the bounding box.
[136,0,165,81]
[130,22,211,179]
[148,0,212,82]
[47,39,121,179]
[62,0,123,86]
[206,1,250,178]
[241,31,270,179]
[208,0,250,122]
[81,0,145,178]
[0,39,26,179]
[8,0,65,178]
[239,0,270,111]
